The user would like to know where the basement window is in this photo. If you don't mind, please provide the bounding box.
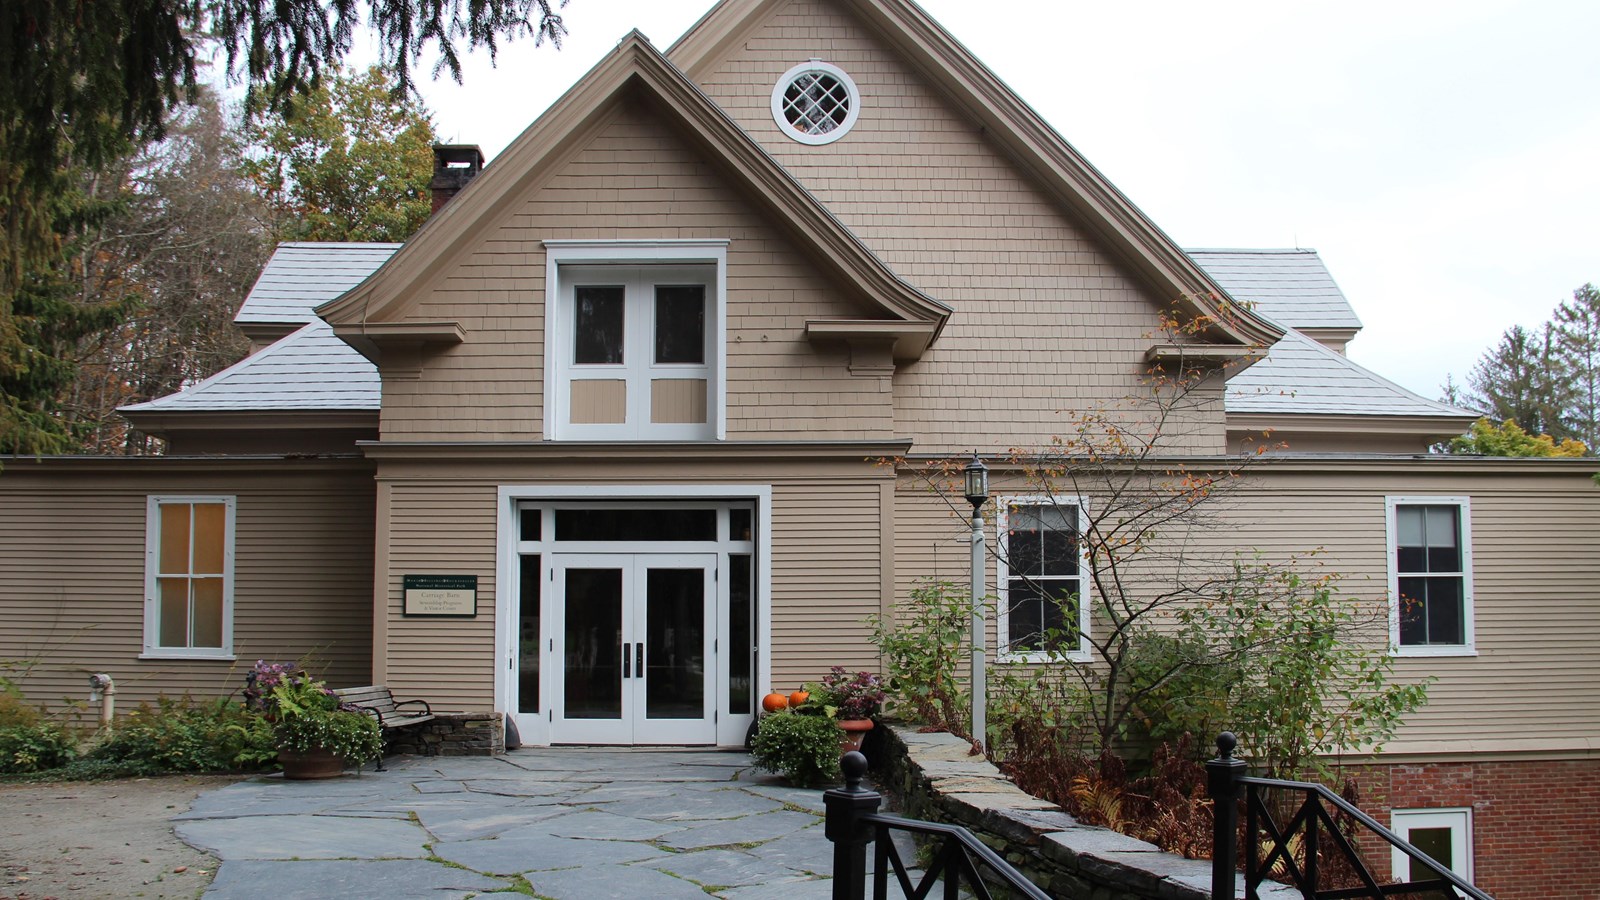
[772,60,860,145]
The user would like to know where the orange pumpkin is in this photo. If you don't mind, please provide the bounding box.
[762,692,790,713]
[789,690,810,707]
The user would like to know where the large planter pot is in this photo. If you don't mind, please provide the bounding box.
[838,719,875,753]
[278,747,347,780]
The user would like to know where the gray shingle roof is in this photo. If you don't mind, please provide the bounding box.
[1185,248,1362,331]
[234,242,401,326]
[139,242,1459,421]
[1226,327,1467,417]
[120,320,380,412]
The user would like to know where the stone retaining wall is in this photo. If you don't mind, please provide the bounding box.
[876,725,1294,900]
[383,712,503,757]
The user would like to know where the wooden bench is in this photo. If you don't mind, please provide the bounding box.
[333,685,435,771]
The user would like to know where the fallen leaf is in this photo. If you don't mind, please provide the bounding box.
[173,866,188,874]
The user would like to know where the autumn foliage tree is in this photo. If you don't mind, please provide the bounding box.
[890,309,1425,773]
[244,66,439,243]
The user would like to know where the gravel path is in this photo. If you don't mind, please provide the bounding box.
[0,774,243,899]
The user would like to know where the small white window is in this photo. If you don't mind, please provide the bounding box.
[143,496,236,660]
[998,498,1089,662]
[1386,496,1474,656]
[543,240,728,442]
[1390,808,1472,884]
[771,60,860,145]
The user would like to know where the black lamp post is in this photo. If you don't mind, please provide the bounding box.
[963,453,989,749]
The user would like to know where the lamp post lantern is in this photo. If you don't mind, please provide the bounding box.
[963,454,989,751]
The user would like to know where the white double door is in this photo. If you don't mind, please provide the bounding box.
[550,553,717,744]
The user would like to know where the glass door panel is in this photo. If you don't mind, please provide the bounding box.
[551,557,633,744]
[563,568,623,719]
[633,556,716,744]
[644,568,705,720]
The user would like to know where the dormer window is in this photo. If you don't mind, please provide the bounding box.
[543,241,728,441]
[772,61,860,145]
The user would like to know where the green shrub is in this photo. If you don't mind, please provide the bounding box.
[88,697,277,775]
[0,690,80,774]
[868,579,972,732]
[0,721,79,774]
[751,711,842,787]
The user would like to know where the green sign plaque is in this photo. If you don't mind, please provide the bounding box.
[403,574,478,617]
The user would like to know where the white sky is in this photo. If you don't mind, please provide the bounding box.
[367,0,1600,400]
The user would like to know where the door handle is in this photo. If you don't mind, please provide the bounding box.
[636,643,644,678]
[622,642,631,679]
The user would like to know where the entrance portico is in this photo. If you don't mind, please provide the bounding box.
[495,485,771,746]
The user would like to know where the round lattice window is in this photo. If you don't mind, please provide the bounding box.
[771,60,860,145]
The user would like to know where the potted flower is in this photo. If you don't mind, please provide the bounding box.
[815,667,886,753]
[245,661,381,779]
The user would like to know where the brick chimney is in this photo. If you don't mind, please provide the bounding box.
[430,144,486,214]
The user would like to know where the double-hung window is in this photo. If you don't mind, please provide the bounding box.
[143,496,235,659]
[544,241,727,441]
[998,499,1089,661]
[1387,496,1473,655]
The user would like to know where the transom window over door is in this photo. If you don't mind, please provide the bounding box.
[544,241,728,441]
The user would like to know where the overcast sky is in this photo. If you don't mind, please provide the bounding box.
[370,0,1600,400]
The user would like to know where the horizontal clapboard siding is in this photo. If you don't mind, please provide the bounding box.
[0,462,375,711]
[890,465,1600,757]
[374,463,890,710]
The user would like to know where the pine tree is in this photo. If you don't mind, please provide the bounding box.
[1466,323,1570,441]
[1553,284,1600,450]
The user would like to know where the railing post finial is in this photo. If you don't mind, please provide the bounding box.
[825,751,881,900]
[1208,732,1248,900]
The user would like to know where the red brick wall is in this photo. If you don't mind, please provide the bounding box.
[1349,757,1600,900]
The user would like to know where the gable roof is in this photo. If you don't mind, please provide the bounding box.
[1185,249,1362,332]
[668,0,1284,352]
[317,31,950,363]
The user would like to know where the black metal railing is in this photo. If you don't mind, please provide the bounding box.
[1208,732,1494,900]
[825,750,1051,900]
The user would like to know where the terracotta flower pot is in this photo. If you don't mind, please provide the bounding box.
[838,718,874,753]
[278,746,347,780]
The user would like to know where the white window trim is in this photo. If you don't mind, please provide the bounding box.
[141,495,237,661]
[997,495,1091,663]
[771,60,861,145]
[542,240,729,442]
[1385,495,1475,657]
[1390,807,1473,883]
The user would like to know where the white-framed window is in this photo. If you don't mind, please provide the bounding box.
[542,240,728,441]
[1390,807,1473,884]
[1386,496,1474,656]
[771,60,861,145]
[998,497,1089,661]
[142,495,236,659]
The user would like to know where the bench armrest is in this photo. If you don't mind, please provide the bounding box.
[392,698,433,717]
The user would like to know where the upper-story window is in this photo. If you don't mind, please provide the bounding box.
[771,60,861,145]
[1386,496,1474,655]
[543,241,727,441]
[998,498,1089,661]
